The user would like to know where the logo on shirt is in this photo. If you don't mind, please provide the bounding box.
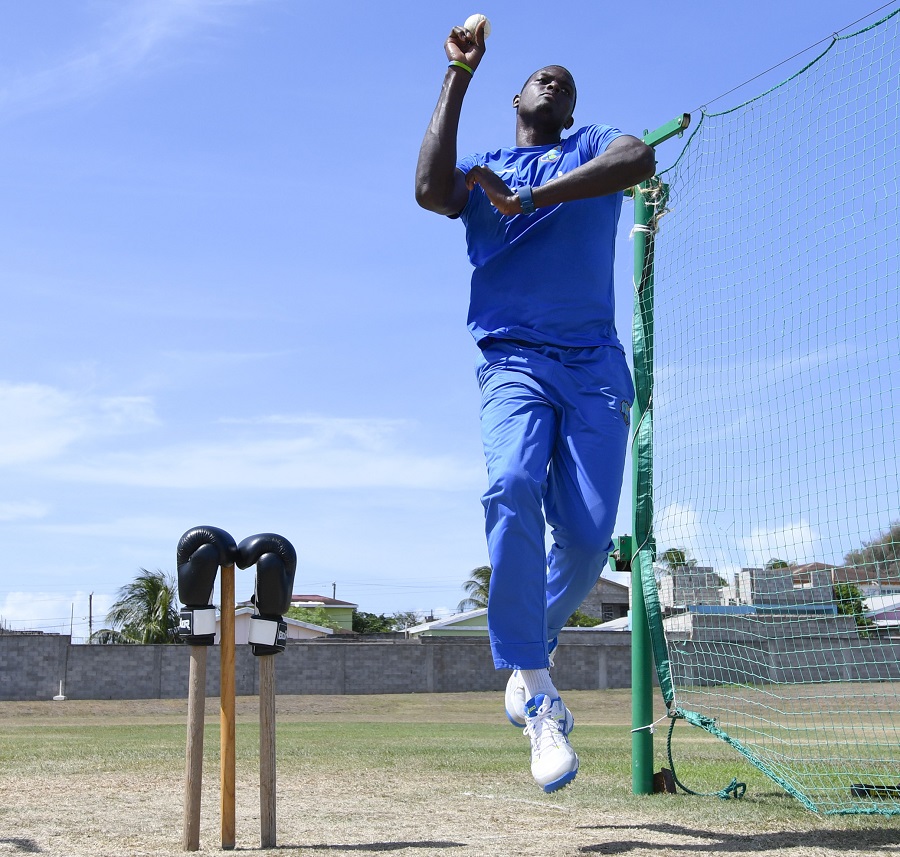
[620,400,631,427]
[539,146,562,163]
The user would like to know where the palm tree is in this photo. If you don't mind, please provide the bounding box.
[458,565,491,612]
[104,568,181,644]
[661,548,694,570]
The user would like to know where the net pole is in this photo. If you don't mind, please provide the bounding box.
[631,174,655,795]
[630,115,690,796]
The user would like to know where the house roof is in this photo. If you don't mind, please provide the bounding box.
[597,575,630,593]
[407,608,487,634]
[290,594,359,608]
[832,566,900,587]
[227,606,334,634]
[865,594,900,616]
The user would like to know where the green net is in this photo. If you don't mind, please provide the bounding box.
[639,8,900,814]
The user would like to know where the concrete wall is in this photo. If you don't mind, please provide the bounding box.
[668,614,900,685]
[0,630,633,701]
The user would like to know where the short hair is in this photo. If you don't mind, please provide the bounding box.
[521,66,577,107]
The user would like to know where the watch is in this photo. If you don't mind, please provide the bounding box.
[517,185,536,215]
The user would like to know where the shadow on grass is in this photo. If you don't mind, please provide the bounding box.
[281,841,466,852]
[577,823,900,853]
[0,840,42,854]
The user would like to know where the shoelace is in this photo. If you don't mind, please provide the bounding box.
[524,704,566,755]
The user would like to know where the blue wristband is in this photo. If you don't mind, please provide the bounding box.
[518,185,536,215]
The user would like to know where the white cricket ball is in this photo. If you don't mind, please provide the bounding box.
[464,13,491,38]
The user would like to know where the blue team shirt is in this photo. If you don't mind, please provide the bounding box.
[456,124,624,349]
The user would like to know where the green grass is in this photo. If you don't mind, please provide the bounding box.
[2,691,900,846]
[0,707,834,815]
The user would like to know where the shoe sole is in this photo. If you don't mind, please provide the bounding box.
[541,762,579,793]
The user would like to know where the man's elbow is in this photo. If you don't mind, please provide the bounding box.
[415,181,439,211]
[415,181,458,216]
[635,143,656,183]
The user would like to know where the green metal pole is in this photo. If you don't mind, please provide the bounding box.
[630,115,690,796]
[631,175,655,795]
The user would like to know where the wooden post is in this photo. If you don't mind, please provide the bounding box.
[220,563,236,850]
[259,654,277,848]
[182,645,207,851]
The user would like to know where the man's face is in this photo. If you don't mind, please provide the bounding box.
[514,66,577,131]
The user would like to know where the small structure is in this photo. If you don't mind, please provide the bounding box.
[579,575,631,623]
[658,567,721,609]
[406,608,488,637]
[865,593,900,628]
[289,595,358,631]
[832,565,900,596]
[215,607,332,644]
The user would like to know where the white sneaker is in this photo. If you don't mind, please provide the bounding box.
[524,693,579,793]
[504,641,572,731]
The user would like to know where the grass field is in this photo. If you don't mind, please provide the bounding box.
[1,691,899,856]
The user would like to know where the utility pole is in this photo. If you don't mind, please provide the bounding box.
[88,593,93,641]
[332,582,336,600]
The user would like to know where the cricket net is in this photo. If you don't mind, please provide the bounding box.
[635,7,900,813]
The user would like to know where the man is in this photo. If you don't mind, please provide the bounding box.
[415,21,655,792]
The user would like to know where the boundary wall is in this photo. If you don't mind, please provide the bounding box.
[0,631,633,701]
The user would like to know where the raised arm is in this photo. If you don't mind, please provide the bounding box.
[414,22,488,216]
[465,135,657,216]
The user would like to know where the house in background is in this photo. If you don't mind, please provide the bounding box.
[406,608,488,637]
[832,565,900,596]
[214,606,333,644]
[408,573,632,637]
[289,595,358,631]
[579,576,630,622]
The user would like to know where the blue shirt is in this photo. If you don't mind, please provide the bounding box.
[457,124,624,349]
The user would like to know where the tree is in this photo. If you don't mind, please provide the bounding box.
[458,565,491,612]
[103,569,180,644]
[844,521,900,584]
[661,548,690,569]
[656,547,696,585]
[765,558,791,570]
[286,606,343,631]
[352,611,395,633]
[833,582,876,635]
[391,611,422,630]
[88,628,130,645]
[565,609,602,628]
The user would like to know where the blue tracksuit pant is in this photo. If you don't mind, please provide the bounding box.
[476,340,635,670]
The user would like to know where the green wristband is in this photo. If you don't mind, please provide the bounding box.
[449,60,474,76]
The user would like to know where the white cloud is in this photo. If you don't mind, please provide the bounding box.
[49,418,482,491]
[655,502,701,555]
[0,500,50,521]
[654,503,822,575]
[0,590,113,643]
[0,379,478,491]
[739,518,819,567]
[0,0,255,118]
[0,382,157,466]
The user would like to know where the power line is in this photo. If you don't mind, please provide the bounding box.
[695,2,899,112]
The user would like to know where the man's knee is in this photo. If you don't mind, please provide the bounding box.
[553,530,614,568]
[483,466,544,509]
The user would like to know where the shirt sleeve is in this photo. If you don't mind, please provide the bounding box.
[452,152,482,219]
[576,124,625,160]
[456,152,480,175]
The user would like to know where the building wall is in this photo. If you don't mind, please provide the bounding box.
[580,579,630,622]
[0,630,633,701]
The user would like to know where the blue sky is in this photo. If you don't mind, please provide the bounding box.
[0,0,892,639]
